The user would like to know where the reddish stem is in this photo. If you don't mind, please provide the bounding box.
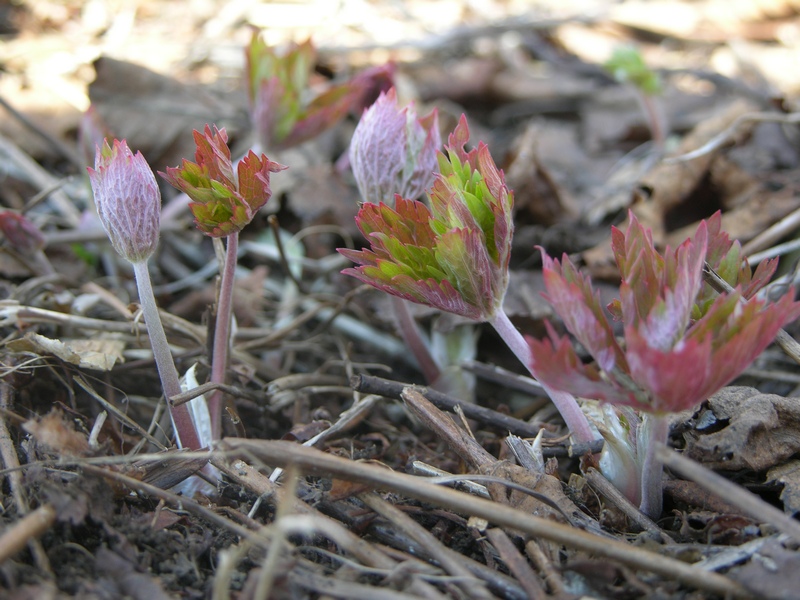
[208,231,239,439]
[489,311,596,444]
[391,296,441,384]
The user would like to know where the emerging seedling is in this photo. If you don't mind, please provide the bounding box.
[88,140,202,450]
[161,125,286,439]
[340,115,596,443]
[350,88,441,206]
[348,88,447,384]
[529,211,800,516]
[604,46,666,147]
[247,34,360,152]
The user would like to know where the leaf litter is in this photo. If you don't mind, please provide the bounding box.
[2,1,800,598]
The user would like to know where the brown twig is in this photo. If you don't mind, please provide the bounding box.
[213,457,446,599]
[584,468,674,543]
[0,94,85,171]
[655,445,800,545]
[83,463,257,540]
[352,374,607,452]
[525,539,567,598]
[0,503,57,564]
[485,528,547,600]
[667,111,800,164]
[219,438,749,598]
[268,214,308,294]
[169,381,263,407]
[360,492,493,600]
[0,380,52,571]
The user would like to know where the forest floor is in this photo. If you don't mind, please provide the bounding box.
[2,1,800,598]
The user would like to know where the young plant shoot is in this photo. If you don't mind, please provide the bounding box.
[247,34,361,152]
[350,88,441,207]
[161,125,286,439]
[87,140,202,450]
[529,211,800,517]
[348,88,445,384]
[340,115,596,443]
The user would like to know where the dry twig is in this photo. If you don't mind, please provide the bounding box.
[219,438,750,598]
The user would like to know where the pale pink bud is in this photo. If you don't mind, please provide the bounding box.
[87,140,161,263]
[349,88,440,205]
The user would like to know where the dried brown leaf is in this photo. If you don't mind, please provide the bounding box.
[684,387,800,471]
[8,332,125,371]
[767,460,800,515]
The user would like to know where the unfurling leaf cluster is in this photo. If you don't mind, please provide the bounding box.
[247,33,390,151]
[160,125,286,237]
[529,211,800,415]
[87,139,162,263]
[349,88,440,205]
[339,115,513,322]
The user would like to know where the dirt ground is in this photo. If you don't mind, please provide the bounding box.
[2,1,800,598]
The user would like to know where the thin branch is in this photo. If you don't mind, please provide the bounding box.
[666,111,800,163]
[656,445,800,545]
[352,374,596,444]
[219,438,749,598]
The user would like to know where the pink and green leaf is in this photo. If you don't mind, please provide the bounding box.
[160,125,285,237]
[540,250,625,373]
[538,211,800,415]
[279,84,360,149]
[528,323,640,407]
[339,119,513,323]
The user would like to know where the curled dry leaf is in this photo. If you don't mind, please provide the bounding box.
[684,386,800,472]
[8,332,125,371]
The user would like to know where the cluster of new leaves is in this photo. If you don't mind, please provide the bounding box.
[529,212,800,415]
[693,211,778,316]
[160,125,286,238]
[246,34,387,151]
[349,88,440,205]
[604,46,662,96]
[339,115,514,322]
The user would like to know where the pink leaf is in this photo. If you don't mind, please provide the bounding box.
[539,249,625,373]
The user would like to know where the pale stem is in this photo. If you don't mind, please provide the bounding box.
[488,311,596,444]
[637,93,667,149]
[208,231,239,439]
[132,260,202,450]
[391,296,441,384]
[638,413,669,519]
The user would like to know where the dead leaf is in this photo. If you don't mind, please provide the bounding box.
[8,332,125,371]
[729,537,800,600]
[683,387,800,472]
[504,121,578,225]
[328,478,374,501]
[767,460,800,515]
[88,57,240,171]
[23,409,90,456]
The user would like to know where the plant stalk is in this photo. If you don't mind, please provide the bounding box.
[391,296,441,384]
[638,413,669,518]
[209,231,239,439]
[489,311,596,444]
[132,260,202,450]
